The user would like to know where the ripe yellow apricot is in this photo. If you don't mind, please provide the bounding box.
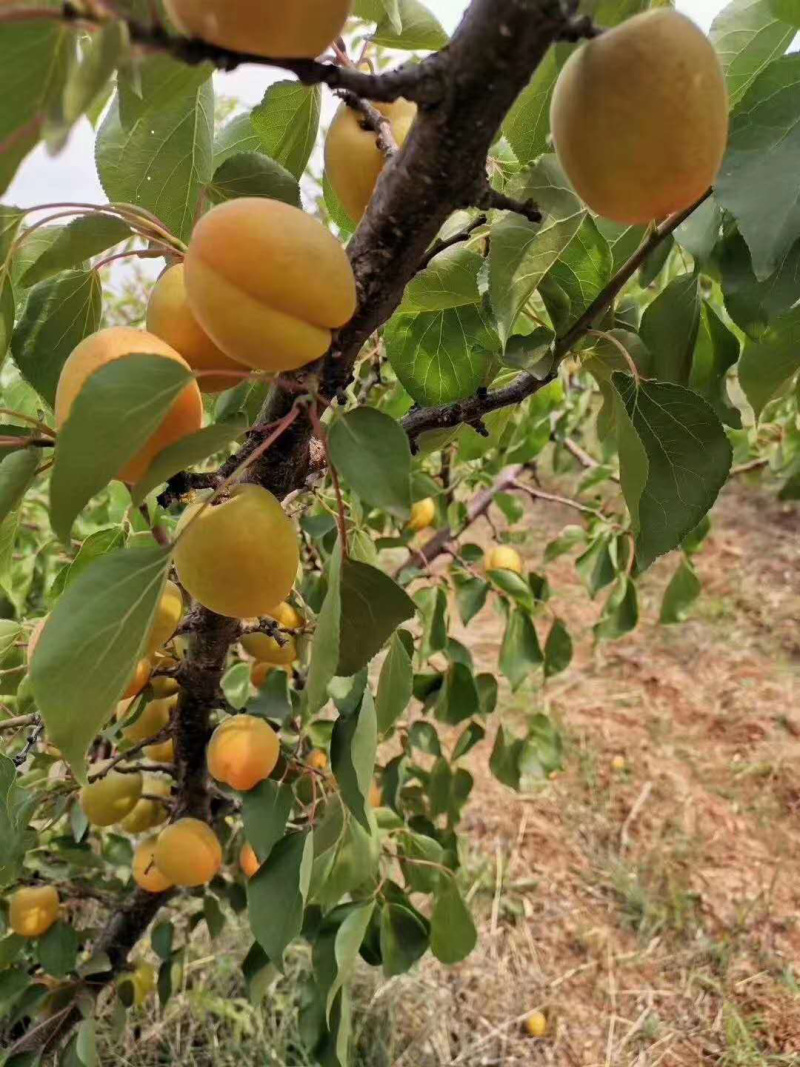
[269,602,304,630]
[120,695,175,746]
[154,818,222,887]
[27,617,46,663]
[183,199,357,373]
[133,837,174,893]
[241,631,297,667]
[165,0,352,59]
[144,738,175,764]
[80,763,143,827]
[407,497,436,532]
[9,886,60,938]
[308,749,328,771]
[145,580,183,656]
[150,654,181,697]
[54,328,204,485]
[251,661,273,689]
[325,98,418,222]
[119,775,172,834]
[550,10,728,225]
[207,714,280,792]
[174,484,299,619]
[239,842,260,879]
[369,782,383,808]
[123,658,152,700]
[485,545,523,576]
[147,264,244,394]
[524,1011,548,1039]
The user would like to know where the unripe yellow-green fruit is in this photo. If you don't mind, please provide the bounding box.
[165,0,352,59]
[241,631,297,667]
[174,484,299,619]
[484,545,523,576]
[154,818,222,887]
[144,737,175,764]
[9,886,60,938]
[120,695,175,745]
[80,763,143,827]
[407,497,435,532]
[146,264,244,393]
[119,775,172,834]
[129,962,157,1006]
[207,714,280,792]
[54,328,204,485]
[145,580,183,656]
[325,98,418,222]
[550,9,728,225]
[132,837,174,893]
[239,841,260,879]
[183,199,357,373]
[524,1011,548,1038]
[123,658,153,700]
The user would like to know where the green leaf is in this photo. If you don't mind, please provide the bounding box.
[76,1019,98,1067]
[207,152,301,207]
[503,44,574,166]
[408,720,441,755]
[595,576,639,641]
[51,354,194,542]
[524,713,564,778]
[539,215,612,337]
[434,662,480,725]
[31,545,173,781]
[0,449,40,524]
[613,386,649,534]
[710,0,795,107]
[489,156,584,346]
[770,0,800,23]
[328,408,412,519]
[717,55,800,279]
[379,903,429,977]
[305,549,342,716]
[337,559,415,677]
[452,573,489,626]
[738,306,800,418]
[717,230,800,339]
[0,22,72,195]
[660,557,702,624]
[151,922,173,960]
[430,877,477,964]
[318,902,375,1022]
[96,58,214,242]
[499,609,543,690]
[63,21,128,125]
[373,0,448,49]
[451,721,485,761]
[221,662,251,710]
[331,689,377,832]
[674,195,723,261]
[251,82,321,180]
[214,112,261,166]
[690,301,741,428]
[247,831,314,970]
[130,420,246,507]
[11,270,102,407]
[489,726,525,790]
[203,896,225,939]
[0,270,14,362]
[50,527,126,600]
[596,218,646,275]
[398,245,483,314]
[384,303,498,407]
[355,0,402,31]
[36,921,79,978]
[376,631,413,736]
[0,207,24,262]
[544,618,573,678]
[639,273,701,385]
[20,215,131,288]
[612,374,732,569]
[248,668,294,724]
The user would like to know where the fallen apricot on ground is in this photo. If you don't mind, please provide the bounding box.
[239,842,260,879]
[133,837,174,893]
[207,714,280,792]
[407,497,436,532]
[54,328,203,485]
[154,818,222,887]
[484,545,523,576]
[325,97,417,222]
[165,0,352,59]
[174,484,299,618]
[145,580,183,656]
[524,1011,548,1038]
[147,264,244,393]
[241,630,297,667]
[611,754,627,772]
[9,886,60,938]
[80,763,143,826]
[119,775,172,834]
[550,9,728,225]
[183,199,357,373]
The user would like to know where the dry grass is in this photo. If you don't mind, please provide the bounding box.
[98,480,800,1066]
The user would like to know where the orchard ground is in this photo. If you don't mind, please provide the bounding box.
[92,474,800,1066]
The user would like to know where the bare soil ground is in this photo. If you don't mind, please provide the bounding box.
[368,479,800,1066]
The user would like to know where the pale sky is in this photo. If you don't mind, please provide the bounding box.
[7,0,727,208]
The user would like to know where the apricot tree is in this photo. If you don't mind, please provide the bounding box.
[1,0,799,1064]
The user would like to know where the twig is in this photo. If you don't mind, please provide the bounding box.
[511,479,605,519]
[731,458,769,476]
[336,90,398,158]
[476,185,541,224]
[620,780,653,851]
[416,215,487,273]
[13,720,44,767]
[0,712,39,734]
[562,437,599,470]
[309,406,349,557]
